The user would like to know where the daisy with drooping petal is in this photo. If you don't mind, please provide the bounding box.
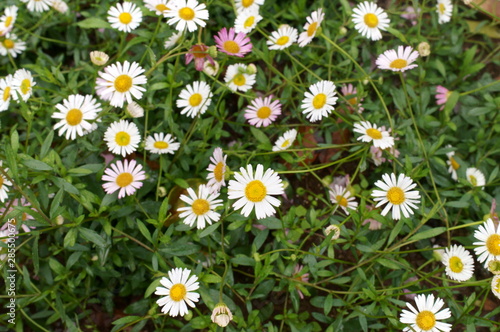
[214,27,252,57]
[329,185,358,215]
[90,51,109,66]
[107,2,142,33]
[435,85,452,111]
[0,33,26,58]
[224,63,256,92]
[0,6,18,36]
[145,133,180,154]
[52,94,102,140]
[298,8,324,47]
[228,164,284,220]
[211,303,233,327]
[441,244,474,281]
[437,0,452,24]
[104,120,141,157]
[341,84,363,113]
[21,0,52,12]
[492,275,500,300]
[353,121,394,149]
[267,25,298,50]
[400,294,452,332]
[206,147,227,193]
[96,61,147,107]
[351,1,390,41]
[165,0,209,32]
[273,129,297,152]
[445,146,459,181]
[185,44,214,71]
[234,8,262,33]
[178,185,223,229]
[301,80,338,122]
[473,218,500,268]
[372,173,421,220]
[11,68,35,102]
[144,0,172,16]
[244,95,281,127]
[102,159,146,199]
[155,268,200,317]
[376,46,419,72]
[0,161,12,203]
[466,167,485,188]
[0,74,13,112]
[234,0,264,13]
[176,81,213,118]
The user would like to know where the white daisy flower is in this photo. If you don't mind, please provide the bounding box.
[52,94,102,140]
[104,119,141,157]
[145,133,180,154]
[0,33,26,58]
[473,218,500,268]
[445,146,459,181]
[206,147,227,193]
[96,61,147,108]
[21,0,52,12]
[155,268,200,317]
[301,80,338,122]
[298,8,324,47]
[90,51,109,66]
[102,159,146,199]
[0,161,12,203]
[51,0,69,13]
[272,129,297,152]
[0,74,14,112]
[224,63,256,92]
[492,275,500,300]
[376,46,419,72]
[234,0,264,13]
[441,244,474,282]
[144,0,172,16]
[267,25,298,50]
[164,31,183,49]
[234,8,262,33]
[126,101,144,118]
[165,0,209,32]
[176,81,213,118]
[329,185,358,215]
[177,184,223,229]
[107,2,142,33]
[351,1,390,41]
[11,68,36,102]
[0,6,18,36]
[400,294,452,332]
[466,167,485,188]
[353,121,394,149]
[372,173,421,220]
[228,164,284,220]
[437,0,452,24]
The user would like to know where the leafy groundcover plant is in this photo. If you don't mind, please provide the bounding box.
[0,0,499,331]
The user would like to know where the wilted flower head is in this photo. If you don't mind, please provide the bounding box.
[202,60,219,76]
[211,303,233,327]
[418,41,430,57]
[90,51,109,66]
[324,224,340,240]
[126,101,144,118]
[185,43,214,71]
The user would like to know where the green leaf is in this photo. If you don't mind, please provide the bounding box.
[409,227,446,242]
[258,217,282,229]
[388,219,405,245]
[52,177,79,195]
[76,17,111,29]
[377,258,401,270]
[10,130,19,153]
[250,127,270,145]
[173,178,189,189]
[68,164,102,176]
[443,91,459,115]
[136,219,153,244]
[22,159,53,171]
[79,227,107,248]
[48,258,66,275]
[32,234,39,276]
[158,243,200,256]
[40,130,54,159]
[231,255,255,266]
[111,316,142,326]
[445,201,470,208]
[50,189,64,219]
[201,274,222,283]
[386,27,408,44]
[199,223,219,238]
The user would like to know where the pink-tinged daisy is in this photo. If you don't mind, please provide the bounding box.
[165,0,209,32]
[107,2,143,33]
[293,264,310,299]
[400,294,452,332]
[0,6,18,36]
[341,84,363,113]
[177,184,223,229]
[214,27,252,57]
[376,46,419,72]
[298,8,324,47]
[353,121,394,149]
[351,1,390,41]
[155,268,200,317]
[185,43,214,71]
[329,185,358,215]
[52,94,102,140]
[244,95,281,127]
[400,6,419,26]
[372,173,421,220]
[301,80,338,122]
[206,147,227,193]
[101,159,146,199]
[435,85,452,110]
[473,218,500,268]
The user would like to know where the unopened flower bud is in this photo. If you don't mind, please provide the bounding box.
[208,45,218,58]
[157,186,167,198]
[418,42,430,57]
[90,51,109,66]
[211,303,233,327]
[362,78,369,85]
[56,215,64,225]
[339,26,347,35]
[246,64,257,75]
[488,259,500,275]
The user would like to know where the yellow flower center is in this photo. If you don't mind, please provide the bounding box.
[213,162,224,182]
[416,310,436,330]
[0,176,3,188]
[245,180,267,202]
[116,172,133,188]
[3,39,14,49]
[233,73,246,86]
[312,93,327,109]
[191,45,207,58]
[115,131,131,146]
[439,3,445,14]
[244,16,255,28]
[486,234,500,256]
[390,59,408,69]
[256,106,271,119]
[386,187,405,205]
[364,13,379,28]
[449,256,464,273]
[5,16,13,28]
[241,0,254,8]
[281,139,290,148]
[114,75,132,93]
[307,22,318,37]
[118,12,132,24]
[20,79,31,95]
[189,93,203,107]
[156,4,169,12]
[275,36,290,46]
[179,7,195,21]
[366,128,382,139]
[169,283,187,302]
[223,40,240,54]
[66,108,83,126]
[335,195,348,207]
[153,141,169,150]
[191,198,210,215]
[348,97,358,106]
[494,277,500,293]
[3,86,11,101]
